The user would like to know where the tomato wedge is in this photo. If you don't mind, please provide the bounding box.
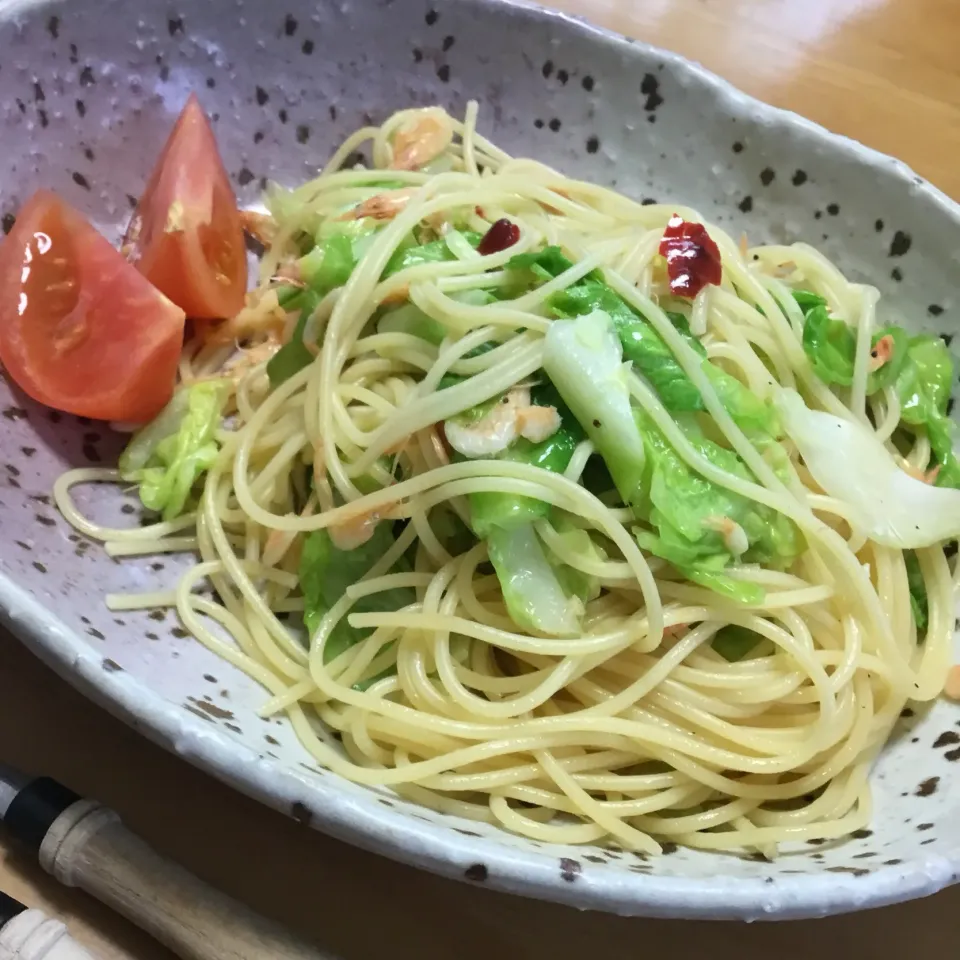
[0,190,185,421]
[123,93,247,320]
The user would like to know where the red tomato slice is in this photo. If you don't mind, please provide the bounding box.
[0,190,185,422]
[123,93,247,320]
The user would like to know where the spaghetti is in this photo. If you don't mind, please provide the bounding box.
[54,104,957,857]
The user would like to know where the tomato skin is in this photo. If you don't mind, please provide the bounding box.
[124,93,247,320]
[0,190,185,422]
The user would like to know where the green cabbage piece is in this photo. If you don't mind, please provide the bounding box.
[299,524,414,684]
[118,380,230,521]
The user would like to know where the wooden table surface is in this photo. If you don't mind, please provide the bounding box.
[3,1,960,957]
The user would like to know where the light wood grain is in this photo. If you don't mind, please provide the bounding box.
[3,2,960,958]
[38,802,327,960]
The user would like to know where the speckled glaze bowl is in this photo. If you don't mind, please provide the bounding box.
[1,0,959,921]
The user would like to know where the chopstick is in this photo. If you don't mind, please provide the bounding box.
[0,766,339,960]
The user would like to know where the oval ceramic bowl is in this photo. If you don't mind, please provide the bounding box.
[1,0,959,922]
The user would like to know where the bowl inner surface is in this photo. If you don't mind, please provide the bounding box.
[1,0,959,919]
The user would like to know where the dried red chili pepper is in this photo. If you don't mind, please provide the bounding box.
[477,218,520,255]
[658,214,722,297]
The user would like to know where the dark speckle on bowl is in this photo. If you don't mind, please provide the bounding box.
[255,85,269,106]
[889,229,912,257]
[933,730,959,748]
[436,64,450,83]
[874,218,884,232]
[291,801,312,825]
[738,196,753,213]
[826,202,840,215]
[928,304,944,316]
[759,167,775,186]
[640,73,662,113]
[915,777,940,797]
[586,135,599,154]
[732,141,744,153]
[283,13,298,36]
[792,169,808,186]
[559,857,581,882]
[464,863,488,882]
